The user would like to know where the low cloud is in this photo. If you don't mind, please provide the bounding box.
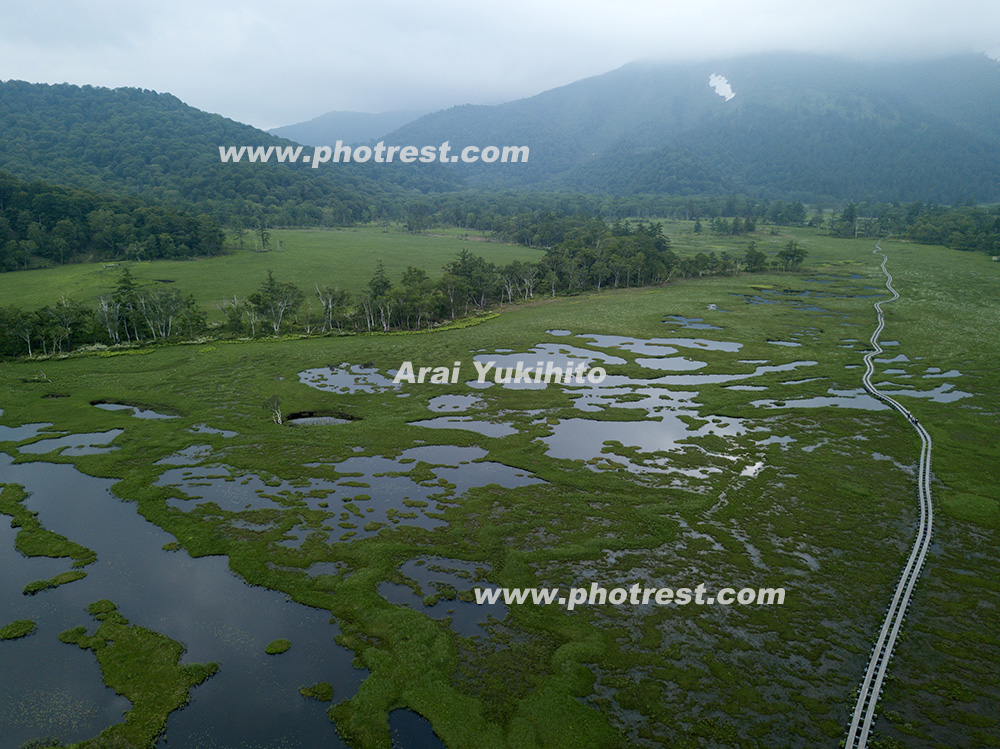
[1,0,996,128]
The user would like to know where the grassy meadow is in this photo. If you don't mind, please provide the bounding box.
[1,227,998,747]
[0,225,541,318]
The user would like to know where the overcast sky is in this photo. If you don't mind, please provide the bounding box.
[2,0,998,130]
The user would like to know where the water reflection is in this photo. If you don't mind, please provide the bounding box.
[19,429,123,456]
[663,315,722,330]
[411,417,517,438]
[389,709,445,749]
[92,402,177,420]
[161,446,544,542]
[0,453,361,748]
[0,422,53,442]
[0,505,129,748]
[427,395,481,412]
[299,364,399,394]
[378,556,502,638]
[751,388,888,411]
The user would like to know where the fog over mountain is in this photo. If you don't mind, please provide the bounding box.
[378,52,1000,202]
[1,1,998,129]
[269,110,428,147]
[2,52,999,206]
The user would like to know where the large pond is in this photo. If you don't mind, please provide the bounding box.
[0,451,362,749]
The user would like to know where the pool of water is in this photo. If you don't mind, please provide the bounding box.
[466,336,820,473]
[410,416,517,438]
[542,414,744,472]
[580,334,741,354]
[880,382,973,403]
[427,395,482,412]
[188,424,237,438]
[93,402,177,419]
[378,556,503,638]
[0,422,53,442]
[287,415,352,426]
[18,429,124,456]
[155,444,214,465]
[161,445,544,543]
[0,502,130,748]
[0,452,362,749]
[663,315,722,330]
[389,708,445,748]
[751,388,888,411]
[299,364,400,394]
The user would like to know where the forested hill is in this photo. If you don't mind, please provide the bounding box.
[4,55,1000,218]
[0,80,460,226]
[383,53,1000,204]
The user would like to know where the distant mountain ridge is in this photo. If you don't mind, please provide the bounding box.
[2,53,999,215]
[382,52,1000,203]
[269,109,427,146]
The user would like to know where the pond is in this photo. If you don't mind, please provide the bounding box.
[92,402,178,420]
[378,556,503,638]
[159,445,543,543]
[0,452,363,748]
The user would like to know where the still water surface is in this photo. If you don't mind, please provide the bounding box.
[0,452,361,748]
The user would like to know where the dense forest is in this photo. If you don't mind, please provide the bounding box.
[825,200,1000,254]
[0,80,458,228]
[0,171,224,271]
[561,103,1000,203]
[5,54,1000,238]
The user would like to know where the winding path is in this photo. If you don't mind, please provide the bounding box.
[845,240,935,748]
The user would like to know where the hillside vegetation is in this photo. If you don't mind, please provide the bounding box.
[0,80,456,227]
[384,53,1000,203]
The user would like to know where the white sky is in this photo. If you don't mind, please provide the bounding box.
[1,0,998,129]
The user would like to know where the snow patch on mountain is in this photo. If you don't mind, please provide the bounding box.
[709,74,735,101]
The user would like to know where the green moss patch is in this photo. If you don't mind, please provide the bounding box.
[265,638,291,655]
[58,599,218,748]
[23,569,87,595]
[0,483,97,568]
[300,681,334,702]
[0,619,36,640]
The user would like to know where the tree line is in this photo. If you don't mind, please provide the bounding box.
[0,171,225,271]
[0,224,807,358]
[826,200,1000,254]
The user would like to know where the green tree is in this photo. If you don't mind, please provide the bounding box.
[777,240,807,270]
[367,262,392,299]
[248,271,304,335]
[743,243,768,273]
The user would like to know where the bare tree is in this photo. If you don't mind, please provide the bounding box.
[264,395,282,424]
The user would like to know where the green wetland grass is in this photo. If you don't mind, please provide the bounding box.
[0,225,541,318]
[0,230,998,747]
[58,600,218,748]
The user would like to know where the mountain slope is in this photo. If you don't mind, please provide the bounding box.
[383,53,1000,202]
[269,109,426,146]
[3,54,999,215]
[0,81,459,224]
